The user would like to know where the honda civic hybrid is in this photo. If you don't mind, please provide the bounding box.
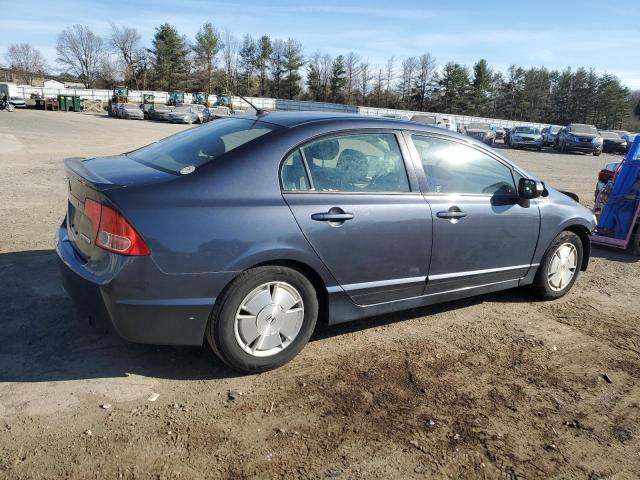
[56,112,595,372]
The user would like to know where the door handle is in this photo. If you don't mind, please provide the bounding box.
[436,207,467,220]
[311,212,354,222]
[311,207,354,223]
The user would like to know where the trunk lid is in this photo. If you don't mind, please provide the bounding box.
[64,155,175,259]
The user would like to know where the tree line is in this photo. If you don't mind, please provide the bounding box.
[3,22,639,130]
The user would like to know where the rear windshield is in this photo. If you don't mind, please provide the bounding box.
[128,118,278,174]
[570,124,598,134]
[513,127,540,134]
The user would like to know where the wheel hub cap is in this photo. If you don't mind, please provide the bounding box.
[234,282,304,358]
[547,243,578,292]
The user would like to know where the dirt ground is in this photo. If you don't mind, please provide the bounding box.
[1,110,639,479]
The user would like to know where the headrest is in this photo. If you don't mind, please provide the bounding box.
[304,139,339,160]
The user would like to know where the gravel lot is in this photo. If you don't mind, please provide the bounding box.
[1,110,639,479]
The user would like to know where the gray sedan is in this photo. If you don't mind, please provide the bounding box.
[167,104,210,124]
[115,103,144,120]
[57,112,595,373]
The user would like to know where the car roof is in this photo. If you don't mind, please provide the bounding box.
[235,111,418,128]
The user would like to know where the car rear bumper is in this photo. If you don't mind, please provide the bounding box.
[56,221,220,346]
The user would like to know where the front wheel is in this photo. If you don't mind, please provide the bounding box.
[593,150,602,156]
[532,231,583,300]
[206,266,319,373]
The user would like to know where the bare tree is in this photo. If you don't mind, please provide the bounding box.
[344,52,361,104]
[398,56,417,107]
[221,29,238,93]
[414,53,437,109]
[359,60,372,105]
[320,54,332,102]
[56,25,106,87]
[109,23,142,88]
[268,39,286,98]
[384,55,395,107]
[5,43,47,85]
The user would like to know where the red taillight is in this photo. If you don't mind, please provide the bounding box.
[598,170,614,182]
[83,199,150,256]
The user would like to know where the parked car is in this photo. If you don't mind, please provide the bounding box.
[622,133,638,153]
[594,160,622,201]
[56,112,595,373]
[465,122,496,145]
[495,127,506,141]
[599,131,627,154]
[541,125,562,147]
[509,126,543,150]
[556,124,602,155]
[167,104,210,124]
[115,103,144,120]
[8,96,26,108]
[147,104,174,121]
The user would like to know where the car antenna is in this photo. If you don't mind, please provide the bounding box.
[237,94,265,116]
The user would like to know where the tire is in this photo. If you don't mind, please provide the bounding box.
[593,150,601,156]
[532,231,583,300]
[560,141,566,153]
[537,146,542,151]
[205,265,319,373]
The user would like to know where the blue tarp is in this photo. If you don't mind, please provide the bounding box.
[598,137,640,239]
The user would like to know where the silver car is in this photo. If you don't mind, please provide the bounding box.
[116,103,144,120]
[167,105,211,124]
[465,123,496,145]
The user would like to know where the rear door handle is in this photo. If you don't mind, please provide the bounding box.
[311,207,354,223]
[311,212,354,222]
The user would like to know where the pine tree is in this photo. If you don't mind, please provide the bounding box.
[193,22,220,94]
[150,24,188,91]
[329,55,346,103]
[238,35,256,95]
[283,38,304,99]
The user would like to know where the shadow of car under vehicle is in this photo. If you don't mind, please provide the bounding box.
[0,249,544,383]
[0,249,241,383]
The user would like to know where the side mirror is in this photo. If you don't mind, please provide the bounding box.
[518,178,544,199]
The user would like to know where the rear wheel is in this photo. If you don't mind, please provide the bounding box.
[206,266,318,373]
[532,231,583,300]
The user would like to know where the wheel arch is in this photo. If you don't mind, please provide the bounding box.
[213,258,331,325]
[565,224,591,271]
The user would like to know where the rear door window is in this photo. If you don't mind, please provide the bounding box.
[295,133,410,193]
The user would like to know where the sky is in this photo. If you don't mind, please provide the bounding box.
[1,0,639,89]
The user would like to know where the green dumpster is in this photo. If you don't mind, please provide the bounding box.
[57,94,82,112]
[57,94,67,111]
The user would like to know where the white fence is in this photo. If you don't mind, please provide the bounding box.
[13,85,549,129]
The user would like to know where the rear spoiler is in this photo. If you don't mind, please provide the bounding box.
[64,157,121,191]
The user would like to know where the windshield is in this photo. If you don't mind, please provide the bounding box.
[128,118,279,174]
[570,124,598,135]
[600,131,620,139]
[173,106,191,113]
[513,127,540,134]
[153,105,170,111]
[550,126,561,133]
[467,123,490,130]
